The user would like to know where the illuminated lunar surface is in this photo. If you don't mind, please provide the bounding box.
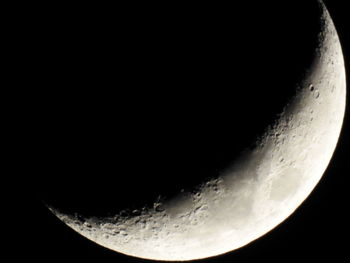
[50,2,346,261]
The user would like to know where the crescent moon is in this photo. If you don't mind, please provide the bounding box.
[48,1,346,261]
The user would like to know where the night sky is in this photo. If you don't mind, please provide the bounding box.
[19,1,349,262]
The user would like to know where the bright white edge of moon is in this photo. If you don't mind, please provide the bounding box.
[49,2,346,261]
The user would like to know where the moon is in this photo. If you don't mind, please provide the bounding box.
[48,1,346,261]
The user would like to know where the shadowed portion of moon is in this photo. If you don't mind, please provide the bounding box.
[36,2,322,217]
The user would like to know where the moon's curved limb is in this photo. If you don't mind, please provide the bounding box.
[50,1,346,261]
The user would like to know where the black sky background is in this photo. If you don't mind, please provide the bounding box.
[18,1,349,262]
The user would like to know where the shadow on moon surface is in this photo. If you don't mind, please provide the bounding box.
[34,2,323,217]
